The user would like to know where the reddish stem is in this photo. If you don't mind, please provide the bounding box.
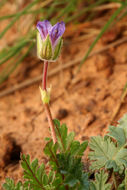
[43,61,48,90]
[42,61,57,144]
[44,104,57,144]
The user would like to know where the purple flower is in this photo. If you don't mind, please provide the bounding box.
[49,21,65,47]
[37,20,52,40]
[37,20,65,48]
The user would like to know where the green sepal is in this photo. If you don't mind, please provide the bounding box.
[37,31,43,59]
[42,35,52,60]
[39,87,51,104]
[52,37,63,60]
[37,32,52,61]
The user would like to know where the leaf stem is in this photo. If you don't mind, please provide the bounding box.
[42,61,57,144]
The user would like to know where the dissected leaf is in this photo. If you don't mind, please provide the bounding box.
[107,125,126,147]
[107,114,127,147]
[70,141,88,156]
[20,154,59,190]
[89,136,117,171]
[89,115,127,172]
[2,178,23,190]
[90,170,111,190]
[78,173,89,190]
[53,119,88,156]
[56,153,89,189]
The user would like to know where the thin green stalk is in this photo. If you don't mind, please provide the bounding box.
[0,9,43,21]
[65,0,107,23]
[0,43,34,84]
[115,7,127,23]
[78,3,125,71]
[0,0,39,39]
[0,40,31,65]
[55,0,77,20]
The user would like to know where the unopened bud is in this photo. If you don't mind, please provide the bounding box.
[36,20,65,62]
[39,86,51,104]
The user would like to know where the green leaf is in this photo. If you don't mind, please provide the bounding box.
[31,159,38,173]
[70,141,88,156]
[107,114,127,148]
[89,114,127,172]
[77,173,89,190]
[118,183,125,190]
[70,141,80,155]
[54,119,67,152]
[66,131,75,150]
[21,154,46,189]
[56,153,89,188]
[36,163,45,183]
[107,125,126,147]
[52,173,63,187]
[2,178,23,190]
[44,140,58,170]
[89,135,127,172]
[53,119,88,156]
[118,114,127,137]
[90,171,111,190]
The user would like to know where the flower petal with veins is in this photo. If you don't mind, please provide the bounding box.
[49,21,65,47]
[37,20,52,40]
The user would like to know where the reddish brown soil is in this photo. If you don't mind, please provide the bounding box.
[1,1,127,188]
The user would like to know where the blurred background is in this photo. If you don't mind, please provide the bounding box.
[0,0,127,184]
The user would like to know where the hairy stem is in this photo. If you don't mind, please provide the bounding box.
[42,61,57,144]
[42,61,48,90]
[44,103,57,143]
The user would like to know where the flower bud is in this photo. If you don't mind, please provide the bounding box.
[39,86,51,104]
[36,20,65,62]
[37,32,52,61]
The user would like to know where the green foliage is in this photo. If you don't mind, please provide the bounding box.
[3,178,23,190]
[90,171,111,190]
[3,115,127,189]
[21,154,64,190]
[57,153,89,189]
[44,119,89,189]
[54,119,88,155]
[3,119,89,190]
[89,114,127,173]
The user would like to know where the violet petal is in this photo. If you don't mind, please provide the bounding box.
[50,21,65,46]
[37,20,52,40]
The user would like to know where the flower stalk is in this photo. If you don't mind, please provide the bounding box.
[37,20,65,144]
[42,61,57,144]
[42,61,48,90]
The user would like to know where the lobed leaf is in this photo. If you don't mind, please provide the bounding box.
[89,114,127,172]
[21,154,59,190]
[53,119,88,156]
[2,178,23,190]
[57,153,89,189]
[90,170,111,190]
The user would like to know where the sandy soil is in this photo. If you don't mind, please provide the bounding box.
[1,1,127,187]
